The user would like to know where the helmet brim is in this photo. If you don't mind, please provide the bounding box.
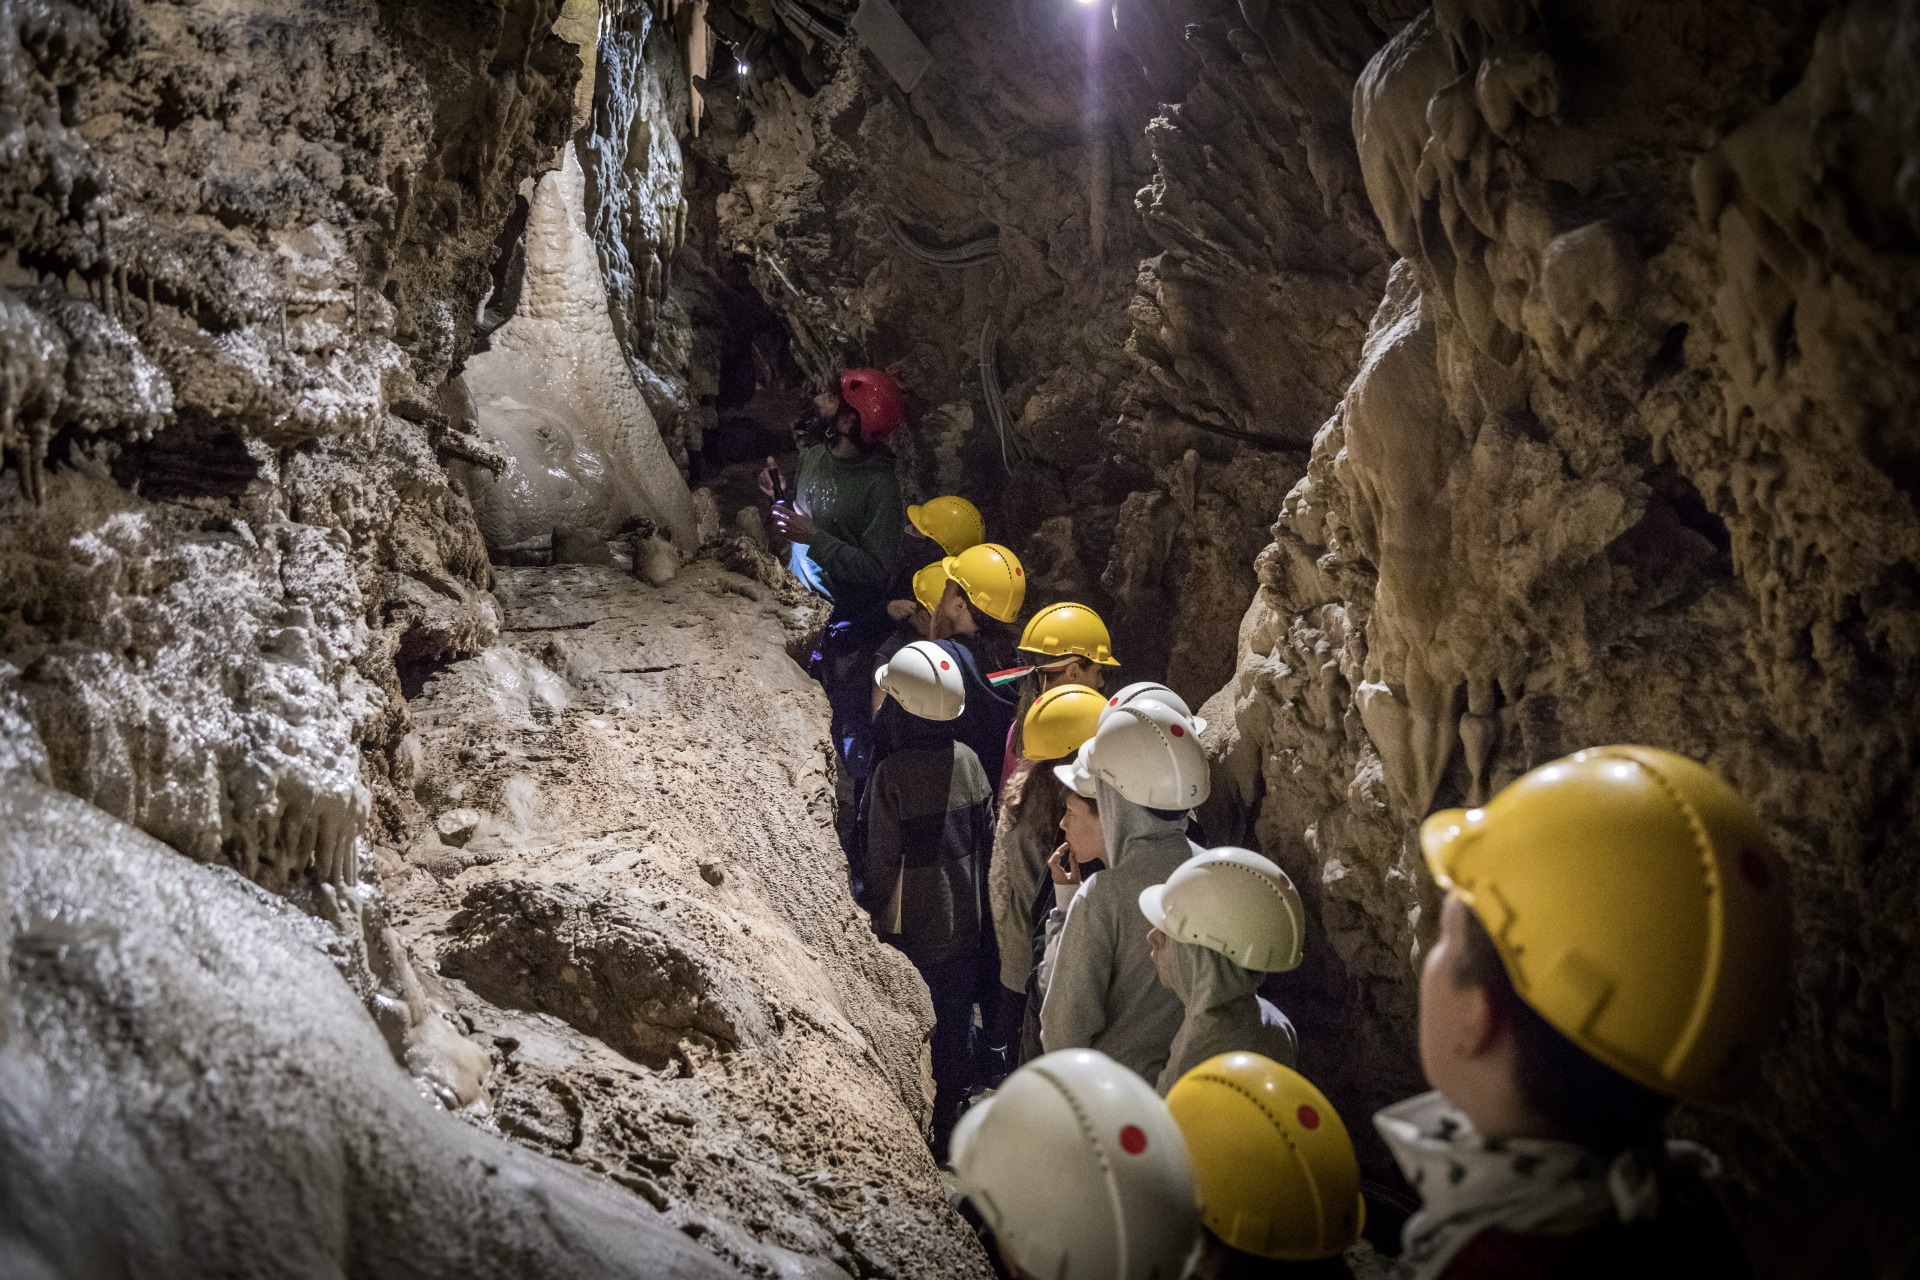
[1138,884,1169,930]
[1017,648,1126,669]
[1053,759,1097,798]
[1418,807,1472,892]
[948,1094,995,1201]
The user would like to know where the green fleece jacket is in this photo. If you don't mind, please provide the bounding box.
[789,444,904,617]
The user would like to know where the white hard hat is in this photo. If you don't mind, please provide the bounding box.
[874,640,965,721]
[1088,702,1210,810]
[951,1049,1200,1280]
[1053,739,1098,798]
[1139,847,1306,973]
[1104,681,1208,734]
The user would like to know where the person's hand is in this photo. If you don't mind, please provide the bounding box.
[770,502,817,543]
[1048,843,1079,887]
[756,456,779,500]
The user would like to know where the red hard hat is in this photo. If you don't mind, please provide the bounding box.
[839,367,908,443]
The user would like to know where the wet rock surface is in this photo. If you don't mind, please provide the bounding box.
[386,561,989,1279]
[0,0,578,888]
[0,1,979,1273]
[0,775,736,1280]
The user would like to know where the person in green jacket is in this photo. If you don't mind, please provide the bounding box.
[759,369,908,860]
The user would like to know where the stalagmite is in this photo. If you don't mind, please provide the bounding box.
[459,147,700,554]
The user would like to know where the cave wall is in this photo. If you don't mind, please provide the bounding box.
[2,0,1917,1272]
[686,0,1399,700]
[0,2,963,1275]
[1203,2,1920,1274]
[0,0,579,883]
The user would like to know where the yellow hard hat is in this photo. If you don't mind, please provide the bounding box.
[911,561,949,616]
[1018,601,1120,667]
[943,542,1025,623]
[907,495,985,556]
[1421,745,1792,1104]
[1166,1053,1364,1261]
[1021,684,1106,762]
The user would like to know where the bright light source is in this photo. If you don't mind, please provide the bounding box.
[737,61,750,75]
[1075,0,1097,6]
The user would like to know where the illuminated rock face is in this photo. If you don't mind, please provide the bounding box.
[1202,4,1920,1269]
[460,146,699,558]
[0,775,739,1280]
[0,2,976,1276]
[0,0,560,894]
[387,563,988,1278]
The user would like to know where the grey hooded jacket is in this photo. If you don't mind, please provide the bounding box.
[1038,780,1198,1082]
[1154,938,1299,1095]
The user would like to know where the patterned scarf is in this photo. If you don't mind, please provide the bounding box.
[1375,1092,1714,1280]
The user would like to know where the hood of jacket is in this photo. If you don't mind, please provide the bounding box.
[872,696,958,755]
[1094,779,1189,870]
[1167,937,1262,1013]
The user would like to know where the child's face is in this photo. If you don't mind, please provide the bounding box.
[1059,791,1104,865]
[1419,893,1495,1108]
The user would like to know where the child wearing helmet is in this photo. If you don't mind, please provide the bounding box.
[986,672,1113,1077]
[1167,1052,1368,1278]
[996,599,1121,807]
[951,1049,1202,1280]
[1140,848,1305,1095]
[860,640,999,1157]
[1382,746,1790,1278]
[905,494,985,558]
[1024,738,1113,1058]
[871,563,969,720]
[1039,701,1210,1083]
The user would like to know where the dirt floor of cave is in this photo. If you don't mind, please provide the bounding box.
[376,560,992,1279]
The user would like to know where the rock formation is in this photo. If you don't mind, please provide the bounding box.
[0,1,983,1275]
[690,0,1919,1272]
[0,777,739,1280]
[2,0,1917,1274]
[458,145,700,558]
[384,562,985,1277]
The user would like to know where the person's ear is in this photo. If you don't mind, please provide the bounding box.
[1453,981,1501,1060]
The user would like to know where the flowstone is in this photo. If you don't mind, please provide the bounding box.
[459,147,700,558]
